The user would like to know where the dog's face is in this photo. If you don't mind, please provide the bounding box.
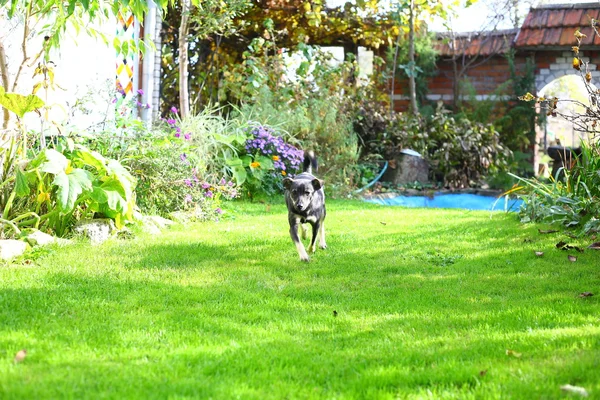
[283,178,323,212]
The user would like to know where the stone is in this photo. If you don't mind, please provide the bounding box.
[74,219,116,245]
[383,150,429,186]
[24,230,57,247]
[140,218,162,235]
[144,216,175,229]
[0,240,28,260]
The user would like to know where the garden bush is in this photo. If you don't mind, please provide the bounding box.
[221,35,360,194]
[87,105,242,219]
[512,140,600,235]
[353,102,512,189]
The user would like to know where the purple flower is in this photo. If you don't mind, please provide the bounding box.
[205,191,214,198]
[202,182,210,189]
[176,127,181,133]
[215,207,223,215]
[184,194,193,203]
[219,178,226,185]
[137,89,144,96]
[228,181,234,187]
[174,133,181,138]
[170,106,178,114]
[180,153,187,162]
[184,133,191,140]
[184,178,192,187]
[111,98,117,104]
[167,118,176,125]
[145,103,151,109]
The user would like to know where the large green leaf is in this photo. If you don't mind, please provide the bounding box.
[39,149,68,174]
[230,165,247,185]
[0,86,44,118]
[52,169,93,212]
[73,146,107,172]
[15,168,30,196]
[106,160,135,198]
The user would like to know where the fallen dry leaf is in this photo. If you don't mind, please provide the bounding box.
[560,384,589,397]
[380,221,387,225]
[506,349,522,358]
[588,242,600,250]
[535,251,544,257]
[479,370,487,377]
[13,349,27,364]
[579,292,594,298]
[568,255,578,262]
[539,229,559,234]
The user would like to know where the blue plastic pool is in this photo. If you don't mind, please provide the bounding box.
[365,193,523,211]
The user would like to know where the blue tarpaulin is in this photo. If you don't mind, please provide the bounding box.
[365,193,523,212]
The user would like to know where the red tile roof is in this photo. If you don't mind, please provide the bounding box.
[435,30,517,57]
[515,3,600,48]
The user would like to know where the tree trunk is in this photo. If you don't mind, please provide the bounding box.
[0,39,11,129]
[408,0,418,115]
[178,0,191,118]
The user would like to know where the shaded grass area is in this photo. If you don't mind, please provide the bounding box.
[1,200,599,399]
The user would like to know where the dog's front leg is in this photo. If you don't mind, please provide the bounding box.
[290,220,309,262]
[307,221,320,254]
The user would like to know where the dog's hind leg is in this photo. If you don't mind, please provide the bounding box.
[290,221,309,262]
[307,221,320,254]
[319,219,327,249]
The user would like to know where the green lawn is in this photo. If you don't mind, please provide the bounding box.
[1,200,599,399]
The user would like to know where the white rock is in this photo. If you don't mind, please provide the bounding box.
[74,219,116,245]
[0,240,28,260]
[144,216,175,229]
[25,230,56,247]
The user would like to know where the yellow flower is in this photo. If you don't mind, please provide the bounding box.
[573,57,581,71]
[250,161,260,168]
[281,170,287,176]
[272,155,280,161]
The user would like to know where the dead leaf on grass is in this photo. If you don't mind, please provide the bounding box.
[556,241,568,249]
[535,251,544,257]
[13,349,27,364]
[539,229,559,234]
[579,292,594,298]
[568,255,578,262]
[556,242,584,252]
[560,384,589,397]
[506,349,522,358]
[479,370,487,377]
[588,242,600,250]
[380,221,387,225]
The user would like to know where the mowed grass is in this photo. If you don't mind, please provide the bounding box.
[1,200,599,399]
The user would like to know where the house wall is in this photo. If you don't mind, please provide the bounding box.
[391,53,532,112]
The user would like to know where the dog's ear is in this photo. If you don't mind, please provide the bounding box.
[282,178,294,190]
[311,178,323,190]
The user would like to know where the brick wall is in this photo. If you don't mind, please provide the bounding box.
[391,53,532,112]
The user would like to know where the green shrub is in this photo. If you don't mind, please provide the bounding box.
[87,107,243,218]
[12,143,136,237]
[512,140,600,235]
[221,40,360,195]
[354,103,512,189]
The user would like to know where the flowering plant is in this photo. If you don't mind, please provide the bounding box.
[231,125,304,199]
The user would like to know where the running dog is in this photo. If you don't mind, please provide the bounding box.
[282,151,327,262]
